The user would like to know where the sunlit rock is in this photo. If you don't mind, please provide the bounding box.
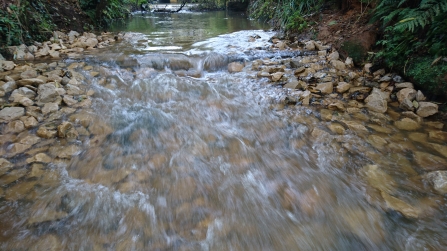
[414,151,447,171]
[0,107,25,122]
[397,88,417,103]
[394,118,420,131]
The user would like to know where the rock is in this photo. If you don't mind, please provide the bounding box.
[42,103,59,115]
[0,107,25,122]
[416,102,438,117]
[3,120,25,134]
[343,121,369,134]
[20,70,38,79]
[301,90,311,105]
[228,62,244,73]
[327,123,345,134]
[397,88,417,103]
[11,87,36,99]
[399,98,414,111]
[1,81,17,93]
[37,125,57,139]
[38,83,59,103]
[304,41,316,50]
[21,116,38,128]
[394,118,420,131]
[428,130,447,141]
[54,144,81,159]
[328,51,339,61]
[26,153,52,164]
[85,37,99,48]
[336,82,350,93]
[367,135,388,150]
[426,171,447,194]
[16,78,45,86]
[271,72,284,82]
[315,82,333,94]
[328,101,345,111]
[395,82,414,89]
[424,121,444,130]
[62,95,78,106]
[0,158,13,176]
[380,191,420,218]
[414,151,447,171]
[0,61,15,70]
[284,80,300,89]
[58,121,73,138]
[364,88,389,113]
[416,90,425,101]
[331,60,346,71]
[363,165,397,194]
[6,143,32,157]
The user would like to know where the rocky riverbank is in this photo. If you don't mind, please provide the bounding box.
[0,29,446,231]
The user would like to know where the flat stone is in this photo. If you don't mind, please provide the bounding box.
[380,191,420,219]
[26,153,52,164]
[20,70,38,79]
[4,181,37,201]
[394,118,420,131]
[363,165,397,194]
[327,123,345,134]
[16,78,45,86]
[0,107,25,122]
[414,151,447,171]
[367,124,393,134]
[395,82,414,89]
[428,130,447,141]
[315,82,333,94]
[343,121,369,134]
[0,168,27,186]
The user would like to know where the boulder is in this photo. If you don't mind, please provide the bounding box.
[364,88,389,113]
[0,107,25,122]
[416,102,438,117]
[304,41,316,51]
[416,90,426,101]
[397,88,417,103]
[328,51,339,61]
[399,98,414,111]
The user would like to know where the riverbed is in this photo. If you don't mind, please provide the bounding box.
[0,10,447,251]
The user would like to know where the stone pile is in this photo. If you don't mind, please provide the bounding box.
[0,30,123,64]
[226,37,447,218]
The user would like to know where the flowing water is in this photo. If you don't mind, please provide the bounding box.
[1,10,447,251]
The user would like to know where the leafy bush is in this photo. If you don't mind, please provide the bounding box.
[373,0,447,67]
[249,0,323,30]
[406,57,447,97]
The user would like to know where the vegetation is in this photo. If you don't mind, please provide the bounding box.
[249,0,323,31]
[372,0,447,94]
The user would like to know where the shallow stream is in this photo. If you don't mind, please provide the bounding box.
[1,10,447,251]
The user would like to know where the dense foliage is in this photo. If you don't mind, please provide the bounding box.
[249,0,323,31]
[0,1,56,46]
[373,0,447,94]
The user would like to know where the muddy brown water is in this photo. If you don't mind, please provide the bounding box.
[1,10,447,251]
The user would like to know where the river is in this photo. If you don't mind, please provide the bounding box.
[1,9,447,251]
